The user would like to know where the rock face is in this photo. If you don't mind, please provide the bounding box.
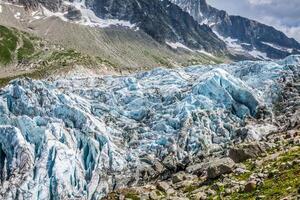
[0,56,299,199]
[171,0,300,59]
[88,0,226,53]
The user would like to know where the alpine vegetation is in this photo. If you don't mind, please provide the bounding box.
[0,55,299,199]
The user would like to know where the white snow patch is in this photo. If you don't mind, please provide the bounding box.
[213,31,244,52]
[200,18,208,25]
[14,12,21,19]
[166,41,193,51]
[166,42,216,57]
[197,50,215,57]
[200,19,215,27]
[241,42,251,46]
[41,0,136,29]
[213,30,271,60]
[261,41,294,53]
[248,49,269,60]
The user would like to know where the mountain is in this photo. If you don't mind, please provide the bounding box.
[6,0,227,54]
[87,0,228,53]
[0,55,299,199]
[171,0,300,59]
[0,5,227,79]
[3,0,300,61]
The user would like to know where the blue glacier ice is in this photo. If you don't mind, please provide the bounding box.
[0,55,299,199]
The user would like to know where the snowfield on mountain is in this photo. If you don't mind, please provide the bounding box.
[0,55,299,199]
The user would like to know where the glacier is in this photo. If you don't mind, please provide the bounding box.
[0,56,299,199]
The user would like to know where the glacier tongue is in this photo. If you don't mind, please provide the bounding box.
[0,56,299,199]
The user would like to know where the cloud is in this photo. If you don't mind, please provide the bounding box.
[207,0,300,42]
[248,0,272,5]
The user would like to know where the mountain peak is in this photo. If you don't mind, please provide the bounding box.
[171,0,300,59]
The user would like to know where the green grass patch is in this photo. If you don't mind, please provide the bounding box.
[151,54,171,67]
[234,171,252,181]
[17,36,35,61]
[124,192,140,200]
[184,184,199,194]
[0,25,18,64]
[46,49,98,66]
[228,147,300,200]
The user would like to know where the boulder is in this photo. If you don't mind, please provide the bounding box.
[149,191,159,200]
[64,6,82,21]
[229,142,266,163]
[162,154,177,171]
[153,161,165,174]
[157,181,170,192]
[207,158,235,179]
[186,163,206,175]
[172,172,187,183]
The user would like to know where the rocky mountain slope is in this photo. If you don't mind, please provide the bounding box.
[0,55,299,199]
[171,0,300,59]
[85,0,226,53]
[0,24,123,87]
[4,0,227,54]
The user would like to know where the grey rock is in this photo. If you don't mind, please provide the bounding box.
[64,6,82,21]
[206,189,216,196]
[157,181,170,193]
[186,163,206,175]
[162,154,177,171]
[229,142,266,163]
[172,172,186,184]
[153,161,165,174]
[207,158,235,179]
[224,188,232,195]
[149,191,159,200]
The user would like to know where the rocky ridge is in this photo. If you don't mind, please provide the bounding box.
[171,0,300,59]
[0,55,299,199]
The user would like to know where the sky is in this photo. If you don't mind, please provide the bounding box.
[207,0,300,42]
